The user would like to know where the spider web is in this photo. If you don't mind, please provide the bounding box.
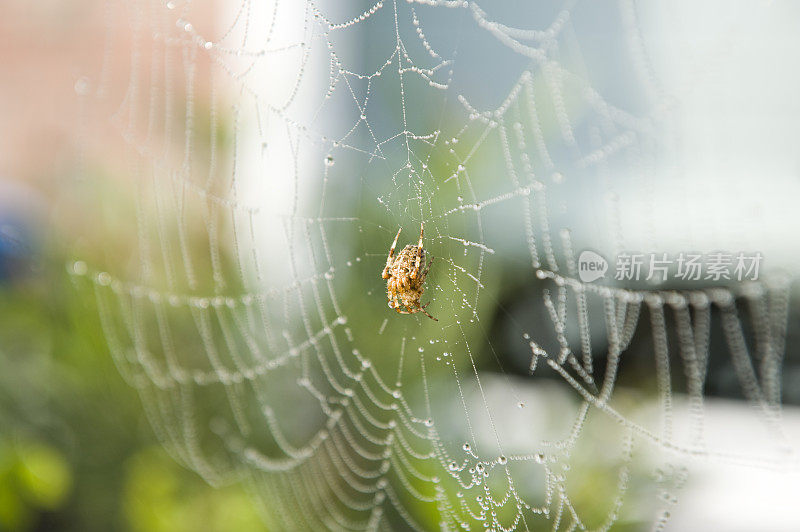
[70,0,800,530]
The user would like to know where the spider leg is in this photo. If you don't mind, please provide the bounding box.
[382,228,402,279]
[390,227,402,256]
[387,278,397,306]
[391,297,413,314]
[388,289,401,310]
[419,301,437,321]
[421,254,434,278]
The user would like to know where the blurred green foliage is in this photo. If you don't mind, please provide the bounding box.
[123,447,261,532]
[0,238,264,531]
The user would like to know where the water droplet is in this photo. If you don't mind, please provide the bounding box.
[203,41,213,50]
[324,155,334,166]
[449,462,458,471]
[74,76,90,96]
[535,270,547,279]
[360,114,367,120]
[71,261,88,275]
[462,443,471,452]
[498,455,507,465]
[534,453,544,464]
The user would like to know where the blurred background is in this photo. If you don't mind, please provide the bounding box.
[2,0,800,531]
[1,2,264,530]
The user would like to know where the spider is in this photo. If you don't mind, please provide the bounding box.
[381,223,437,321]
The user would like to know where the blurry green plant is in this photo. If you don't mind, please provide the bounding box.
[0,173,265,531]
[123,446,261,532]
[0,438,71,530]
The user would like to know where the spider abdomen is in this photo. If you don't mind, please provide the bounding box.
[381,225,437,321]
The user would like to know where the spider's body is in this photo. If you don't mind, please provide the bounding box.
[381,224,437,321]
